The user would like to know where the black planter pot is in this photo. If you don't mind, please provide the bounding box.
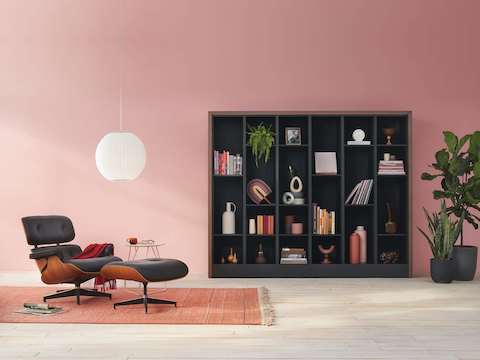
[452,246,477,281]
[430,258,454,283]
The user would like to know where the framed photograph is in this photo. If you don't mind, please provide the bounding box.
[285,127,301,145]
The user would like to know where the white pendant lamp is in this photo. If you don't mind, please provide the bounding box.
[95,89,146,181]
[95,5,146,182]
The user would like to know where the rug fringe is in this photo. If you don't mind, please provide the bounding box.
[258,287,274,326]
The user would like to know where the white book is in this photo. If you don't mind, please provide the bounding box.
[364,180,373,204]
[352,180,366,205]
[345,182,362,204]
[331,211,335,234]
[314,152,337,174]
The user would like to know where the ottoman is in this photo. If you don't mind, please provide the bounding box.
[100,258,188,313]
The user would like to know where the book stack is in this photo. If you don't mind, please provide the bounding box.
[312,204,335,234]
[280,248,307,264]
[345,179,373,205]
[256,215,275,235]
[213,150,243,175]
[378,160,405,175]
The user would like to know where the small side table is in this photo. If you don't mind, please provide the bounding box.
[124,241,166,288]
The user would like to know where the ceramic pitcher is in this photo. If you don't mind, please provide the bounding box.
[222,202,236,234]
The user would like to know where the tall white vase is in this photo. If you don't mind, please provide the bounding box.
[222,202,236,234]
[355,226,367,264]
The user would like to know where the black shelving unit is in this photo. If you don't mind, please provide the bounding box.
[209,112,411,277]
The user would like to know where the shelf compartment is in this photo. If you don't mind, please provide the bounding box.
[246,147,276,205]
[378,235,407,265]
[246,235,275,264]
[345,206,374,264]
[279,205,308,235]
[212,235,243,265]
[278,115,309,145]
[377,176,408,235]
[213,179,243,235]
[312,236,341,264]
[377,115,408,146]
[213,116,243,154]
[344,116,374,145]
[312,116,341,152]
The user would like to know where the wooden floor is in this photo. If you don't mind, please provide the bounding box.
[1,276,480,360]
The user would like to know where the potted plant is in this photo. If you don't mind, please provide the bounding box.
[421,131,480,281]
[418,201,463,283]
[247,123,275,167]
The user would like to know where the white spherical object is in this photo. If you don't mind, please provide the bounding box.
[352,129,366,142]
[95,132,146,181]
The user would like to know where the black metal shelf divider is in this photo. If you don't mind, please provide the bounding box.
[373,116,378,264]
[242,116,247,264]
[275,116,280,265]
[307,115,313,264]
[340,116,346,264]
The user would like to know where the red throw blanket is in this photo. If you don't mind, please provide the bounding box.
[73,243,116,290]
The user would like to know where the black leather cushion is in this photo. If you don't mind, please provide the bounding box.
[22,216,75,245]
[30,244,82,260]
[107,258,189,282]
[65,256,122,273]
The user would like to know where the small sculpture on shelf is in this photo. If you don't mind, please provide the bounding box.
[247,179,272,204]
[255,243,267,264]
[385,202,397,234]
[383,127,396,145]
[318,244,335,264]
[226,248,235,264]
[286,165,304,205]
[379,251,400,264]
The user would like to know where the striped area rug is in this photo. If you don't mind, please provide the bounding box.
[0,287,273,325]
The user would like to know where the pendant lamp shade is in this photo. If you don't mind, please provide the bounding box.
[95,132,146,181]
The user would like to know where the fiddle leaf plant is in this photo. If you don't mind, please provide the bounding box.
[418,201,463,260]
[247,123,275,167]
[421,130,480,245]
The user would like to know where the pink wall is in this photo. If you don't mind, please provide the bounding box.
[1,0,480,276]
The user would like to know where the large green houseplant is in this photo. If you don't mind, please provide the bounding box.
[421,130,480,280]
[418,201,463,283]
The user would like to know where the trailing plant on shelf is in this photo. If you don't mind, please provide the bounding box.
[421,131,480,245]
[418,201,463,260]
[247,123,275,167]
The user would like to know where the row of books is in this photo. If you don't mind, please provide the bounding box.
[213,150,243,175]
[345,179,373,205]
[280,247,307,264]
[378,160,405,175]
[255,215,275,235]
[312,205,336,235]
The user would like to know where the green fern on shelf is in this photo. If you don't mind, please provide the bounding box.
[247,123,275,167]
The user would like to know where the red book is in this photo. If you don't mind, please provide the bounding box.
[263,216,268,235]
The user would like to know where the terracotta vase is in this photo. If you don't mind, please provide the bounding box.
[226,248,235,264]
[349,232,361,264]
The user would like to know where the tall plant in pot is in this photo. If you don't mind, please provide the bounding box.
[418,201,463,283]
[421,131,480,280]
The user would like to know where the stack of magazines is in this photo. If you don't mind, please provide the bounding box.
[345,179,373,205]
[378,160,405,175]
[16,303,63,316]
[280,248,307,264]
[213,150,242,175]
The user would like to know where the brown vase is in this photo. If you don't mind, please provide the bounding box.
[226,248,235,263]
[349,232,361,264]
[255,243,267,264]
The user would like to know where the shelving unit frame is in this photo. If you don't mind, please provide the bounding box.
[209,111,411,278]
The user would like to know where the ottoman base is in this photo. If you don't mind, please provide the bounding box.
[114,282,176,313]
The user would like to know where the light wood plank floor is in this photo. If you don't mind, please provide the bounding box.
[1,276,480,360]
